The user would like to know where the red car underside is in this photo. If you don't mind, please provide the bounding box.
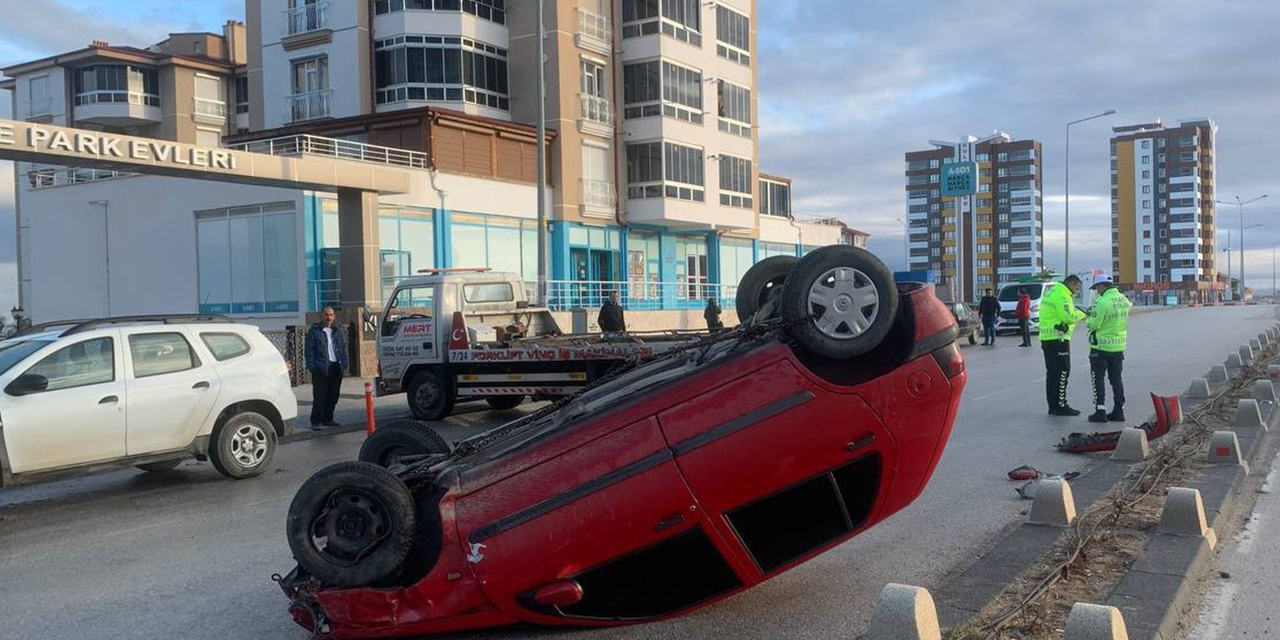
[285,284,966,638]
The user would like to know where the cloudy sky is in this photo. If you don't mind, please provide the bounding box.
[1,0,1278,306]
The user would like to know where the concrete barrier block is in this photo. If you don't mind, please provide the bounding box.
[1240,345,1255,364]
[1111,428,1149,462]
[1259,332,1271,347]
[1268,364,1280,381]
[1206,364,1229,383]
[1226,353,1244,370]
[1063,602,1129,640]
[1254,379,1277,406]
[1208,431,1249,476]
[1029,479,1076,526]
[865,583,941,640]
[1185,378,1211,400]
[1250,338,1263,353]
[1159,487,1218,549]
[1235,399,1266,429]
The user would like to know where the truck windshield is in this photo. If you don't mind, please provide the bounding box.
[999,285,1045,302]
[0,339,54,377]
[387,286,435,322]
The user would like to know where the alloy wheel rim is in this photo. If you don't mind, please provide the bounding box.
[806,267,879,340]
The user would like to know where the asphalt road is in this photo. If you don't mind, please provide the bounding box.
[1,305,1277,640]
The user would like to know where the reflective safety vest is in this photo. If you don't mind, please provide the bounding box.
[1087,287,1131,352]
[1039,282,1087,341]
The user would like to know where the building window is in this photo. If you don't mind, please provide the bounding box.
[374,38,508,110]
[626,141,705,203]
[1141,139,1150,149]
[717,80,751,138]
[290,56,330,120]
[196,127,222,148]
[582,145,614,209]
[1142,185,1151,194]
[1141,170,1150,179]
[234,76,250,114]
[1143,245,1151,254]
[373,0,506,25]
[1141,155,1150,164]
[719,155,752,209]
[1142,200,1151,209]
[449,212,538,283]
[1158,138,1166,148]
[929,174,939,183]
[27,75,50,116]
[622,0,701,46]
[715,5,750,65]
[194,74,227,121]
[623,60,703,123]
[74,64,160,107]
[197,203,299,315]
[760,180,790,217]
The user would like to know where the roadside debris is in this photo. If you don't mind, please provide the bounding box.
[1054,393,1181,453]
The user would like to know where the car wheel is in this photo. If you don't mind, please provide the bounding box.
[209,411,277,479]
[735,255,799,322]
[407,370,454,421]
[286,462,416,588]
[780,245,898,359]
[136,459,184,473]
[359,420,450,468]
[968,330,978,345]
[485,395,525,411]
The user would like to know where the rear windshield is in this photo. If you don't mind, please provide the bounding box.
[0,339,54,377]
[999,284,1045,302]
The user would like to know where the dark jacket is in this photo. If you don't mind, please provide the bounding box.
[978,295,1001,320]
[1015,294,1032,320]
[704,300,724,329]
[598,301,626,332]
[305,322,349,374]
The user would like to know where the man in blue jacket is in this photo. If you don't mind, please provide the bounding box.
[305,307,348,429]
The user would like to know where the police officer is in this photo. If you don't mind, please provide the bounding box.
[1086,273,1131,423]
[1039,274,1087,416]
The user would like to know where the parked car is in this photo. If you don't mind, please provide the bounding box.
[995,281,1054,334]
[0,315,297,488]
[277,246,967,638]
[950,302,980,345]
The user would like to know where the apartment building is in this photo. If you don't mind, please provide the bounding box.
[2,0,846,327]
[1109,118,1220,303]
[904,133,1044,301]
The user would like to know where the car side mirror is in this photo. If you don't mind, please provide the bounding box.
[7,373,49,396]
[516,300,530,309]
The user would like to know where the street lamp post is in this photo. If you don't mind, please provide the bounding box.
[1216,194,1268,300]
[894,217,909,270]
[1272,242,1277,301]
[1064,109,1117,276]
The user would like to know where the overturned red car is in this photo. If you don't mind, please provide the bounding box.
[279,246,967,637]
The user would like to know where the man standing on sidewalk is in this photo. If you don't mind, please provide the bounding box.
[1040,275,1087,416]
[1086,274,1131,423]
[1016,290,1033,347]
[305,307,348,429]
[978,289,1001,346]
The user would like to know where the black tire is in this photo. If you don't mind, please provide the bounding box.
[406,370,454,421]
[209,411,277,479]
[486,395,525,411]
[286,462,416,588]
[359,420,450,467]
[735,255,799,321]
[968,330,978,345]
[781,245,898,359]
[136,459,184,473]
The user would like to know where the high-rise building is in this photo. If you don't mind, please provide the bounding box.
[1109,118,1218,303]
[905,133,1044,301]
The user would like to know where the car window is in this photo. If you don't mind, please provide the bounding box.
[463,283,514,304]
[201,332,251,361]
[129,333,200,378]
[998,284,1045,302]
[22,338,114,391]
[0,339,54,377]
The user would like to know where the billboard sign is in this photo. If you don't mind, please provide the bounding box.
[941,161,977,197]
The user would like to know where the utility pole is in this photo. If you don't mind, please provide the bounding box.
[535,0,548,306]
[1216,194,1267,302]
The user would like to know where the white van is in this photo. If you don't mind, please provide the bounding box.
[995,281,1055,334]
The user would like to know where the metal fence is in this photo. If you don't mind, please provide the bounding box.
[262,326,309,386]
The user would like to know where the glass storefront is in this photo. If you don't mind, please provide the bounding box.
[196,202,299,315]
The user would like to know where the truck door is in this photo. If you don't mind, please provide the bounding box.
[380,284,442,383]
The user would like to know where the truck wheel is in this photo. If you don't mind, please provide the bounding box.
[136,459,184,473]
[359,420,450,468]
[287,462,416,588]
[735,255,798,321]
[407,371,454,422]
[781,246,897,360]
[486,395,525,411]
[209,411,278,479]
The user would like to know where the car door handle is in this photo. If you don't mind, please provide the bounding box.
[99,395,119,405]
[193,381,210,390]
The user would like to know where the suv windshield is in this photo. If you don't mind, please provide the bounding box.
[0,339,54,377]
[998,284,1046,302]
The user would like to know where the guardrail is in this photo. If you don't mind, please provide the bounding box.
[228,134,429,169]
[194,97,228,119]
[284,1,329,36]
[286,89,332,122]
[26,167,134,190]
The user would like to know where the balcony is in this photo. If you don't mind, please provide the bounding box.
[578,93,614,136]
[580,178,617,218]
[194,97,228,123]
[577,8,613,55]
[283,2,330,47]
[287,90,332,123]
[227,134,429,169]
[73,91,161,127]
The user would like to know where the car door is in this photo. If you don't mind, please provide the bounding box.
[379,283,442,383]
[120,328,221,456]
[455,417,744,622]
[1,332,127,474]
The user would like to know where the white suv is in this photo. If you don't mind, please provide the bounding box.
[0,315,298,487]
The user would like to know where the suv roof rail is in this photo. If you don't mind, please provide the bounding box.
[12,318,96,338]
[61,314,235,336]
[415,267,493,274]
